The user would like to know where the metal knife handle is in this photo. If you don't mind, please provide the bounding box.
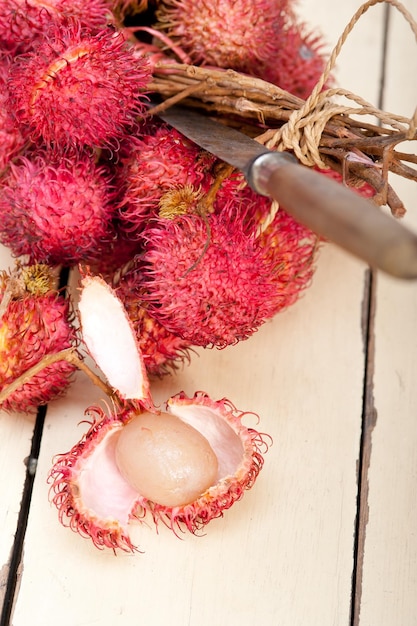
[248,152,417,279]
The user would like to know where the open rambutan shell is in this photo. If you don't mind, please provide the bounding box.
[47,275,270,552]
[48,393,269,552]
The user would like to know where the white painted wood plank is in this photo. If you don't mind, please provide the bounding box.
[358,1,417,624]
[12,247,367,626]
[10,2,386,625]
[0,245,35,597]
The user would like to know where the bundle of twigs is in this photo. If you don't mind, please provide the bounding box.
[139,0,417,218]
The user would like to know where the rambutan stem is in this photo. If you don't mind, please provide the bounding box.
[0,349,115,406]
[64,351,117,399]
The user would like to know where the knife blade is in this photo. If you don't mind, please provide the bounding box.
[155,104,417,279]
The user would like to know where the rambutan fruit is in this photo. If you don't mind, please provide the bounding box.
[49,394,268,552]
[117,121,212,236]
[261,20,330,99]
[154,1,332,99]
[48,275,269,552]
[0,263,78,414]
[0,0,113,55]
[6,20,150,151]
[138,209,282,347]
[154,0,292,72]
[213,170,320,315]
[0,151,118,266]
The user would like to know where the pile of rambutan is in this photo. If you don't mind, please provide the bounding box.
[0,0,376,380]
[0,0,377,552]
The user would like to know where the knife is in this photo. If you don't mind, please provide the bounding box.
[154,104,417,279]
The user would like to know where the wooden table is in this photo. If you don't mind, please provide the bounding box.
[1,1,417,624]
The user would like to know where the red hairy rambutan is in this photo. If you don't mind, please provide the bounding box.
[261,21,330,99]
[154,1,332,99]
[155,0,292,72]
[6,21,150,150]
[0,151,118,266]
[117,121,213,236]
[0,263,78,414]
[138,209,283,347]
[0,0,113,55]
[210,170,320,316]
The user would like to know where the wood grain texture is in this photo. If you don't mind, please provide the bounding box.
[357,1,417,624]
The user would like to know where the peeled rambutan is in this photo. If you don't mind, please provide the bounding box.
[0,150,118,266]
[117,121,212,236]
[0,263,78,414]
[48,275,269,552]
[49,394,268,552]
[0,0,113,55]
[6,20,150,151]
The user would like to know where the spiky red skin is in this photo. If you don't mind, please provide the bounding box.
[114,266,193,376]
[0,152,118,266]
[48,392,270,552]
[6,21,150,151]
[261,22,330,99]
[214,173,320,315]
[155,0,292,71]
[155,1,331,99]
[0,283,77,414]
[139,210,285,347]
[0,61,25,171]
[0,0,113,55]
[117,122,213,237]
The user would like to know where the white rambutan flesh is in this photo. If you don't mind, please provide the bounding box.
[115,411,219,507]
[78,275,150,402]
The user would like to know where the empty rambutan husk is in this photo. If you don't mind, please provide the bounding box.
[48,275,270,552]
